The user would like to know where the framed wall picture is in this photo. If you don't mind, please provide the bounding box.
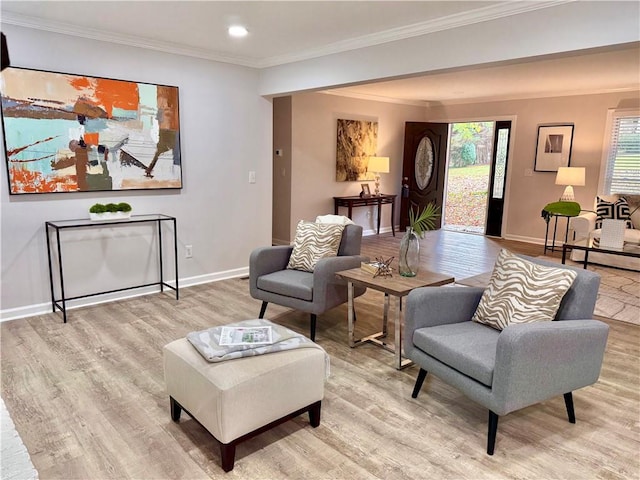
[336,118,378,182]
[1,66,182,194]
[534,124,574,172]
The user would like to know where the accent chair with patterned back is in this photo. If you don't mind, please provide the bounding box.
[404,251,609,455]
[249,222,367,341]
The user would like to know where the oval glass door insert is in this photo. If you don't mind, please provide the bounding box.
[415,136,434,190]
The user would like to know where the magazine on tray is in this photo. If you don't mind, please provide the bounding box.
[219,326,274,346]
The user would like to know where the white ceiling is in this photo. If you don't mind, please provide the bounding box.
[2,1,639,104]
[325,45,640,105]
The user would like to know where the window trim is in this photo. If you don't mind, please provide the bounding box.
[598,108,640,195]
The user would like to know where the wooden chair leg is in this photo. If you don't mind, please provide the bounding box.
[310,314,317,342]
[308,400,322,427]
[259,301,268,318]
[487,410,499,455]
[411,368,428,398]
[564,392,576,423]
[220,443,236,472]
[170,397,181,422]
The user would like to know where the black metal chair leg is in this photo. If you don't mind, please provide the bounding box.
[259,301,268,318]
[310,314,317,341]
[487,410,499,455]
[411,368,428,398]
[564,392,576,423]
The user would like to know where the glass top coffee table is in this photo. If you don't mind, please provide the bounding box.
[562,238,640,269]
[336,267,454,370]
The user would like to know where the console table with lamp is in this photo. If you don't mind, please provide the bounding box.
[334,156,396,236]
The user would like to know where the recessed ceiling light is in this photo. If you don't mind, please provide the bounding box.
[228,25,248,38]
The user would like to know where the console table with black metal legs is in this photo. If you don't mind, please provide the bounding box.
[45,214,179,323]
[333,194,396,236]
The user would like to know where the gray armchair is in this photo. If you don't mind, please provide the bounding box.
[404,255,609,455]
[249,224,367,341]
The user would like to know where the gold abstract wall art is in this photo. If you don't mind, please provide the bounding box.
[336,119,378,181]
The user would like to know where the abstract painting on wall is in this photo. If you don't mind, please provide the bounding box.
[0,67,182,194]
[336,119,378,181]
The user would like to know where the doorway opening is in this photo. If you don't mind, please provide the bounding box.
[443,122,494,234]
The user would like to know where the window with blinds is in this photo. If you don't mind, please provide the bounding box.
[602,111,640,195]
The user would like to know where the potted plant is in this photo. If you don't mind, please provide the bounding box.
[399,202,440,277]
[89,202,132,221]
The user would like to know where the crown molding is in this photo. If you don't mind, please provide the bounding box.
[323,85,639,108]
[320,90,428,107]
[0,11,260,68]
[256,0,575,67]
[2,1,574,69]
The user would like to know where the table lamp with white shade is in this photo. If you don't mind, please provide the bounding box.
[368,156,389,196]
[555,167,585,202]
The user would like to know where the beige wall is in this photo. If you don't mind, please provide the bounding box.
[425,91,640,243]
[283,93,426,241]
[278,90,639,245]
[273,96,293,245]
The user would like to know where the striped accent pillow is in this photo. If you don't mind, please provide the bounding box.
[595,197,633,229]
[287,221,345,272]
[472,249,577,331]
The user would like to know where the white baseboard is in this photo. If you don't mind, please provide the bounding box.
[271,238,291,246]
[363,225,396,236]
[502,234,546,246]
[0,267,250,323]
[275,226,397,241]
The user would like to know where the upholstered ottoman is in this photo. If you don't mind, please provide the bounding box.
[163,336,326,472]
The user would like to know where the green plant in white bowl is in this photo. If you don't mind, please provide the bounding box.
[89,202,132,221]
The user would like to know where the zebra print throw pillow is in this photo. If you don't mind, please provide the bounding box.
[287,221,345,272]
[595,197,633,229]
[472,249,577,331]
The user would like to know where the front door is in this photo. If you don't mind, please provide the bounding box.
[400,122,449,230]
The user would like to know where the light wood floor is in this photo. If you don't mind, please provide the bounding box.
[1,230,638,479]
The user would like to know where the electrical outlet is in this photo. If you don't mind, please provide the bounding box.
[185,245,193,258]
[366,211,372,219]
[249,171,256,183]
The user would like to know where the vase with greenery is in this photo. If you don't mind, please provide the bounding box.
[399,203,440,277]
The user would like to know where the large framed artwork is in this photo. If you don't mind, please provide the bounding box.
[336,119,378,181]
[534,124,574,172]
[1,67,182,194]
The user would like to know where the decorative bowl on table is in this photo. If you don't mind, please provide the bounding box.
[89,202,132,221]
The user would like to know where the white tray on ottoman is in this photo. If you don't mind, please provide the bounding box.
[163,336,326,472]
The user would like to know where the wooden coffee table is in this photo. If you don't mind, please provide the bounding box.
[336,268,454,370]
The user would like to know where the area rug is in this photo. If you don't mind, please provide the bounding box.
[457,258,639,326]
[1,398,38,480]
